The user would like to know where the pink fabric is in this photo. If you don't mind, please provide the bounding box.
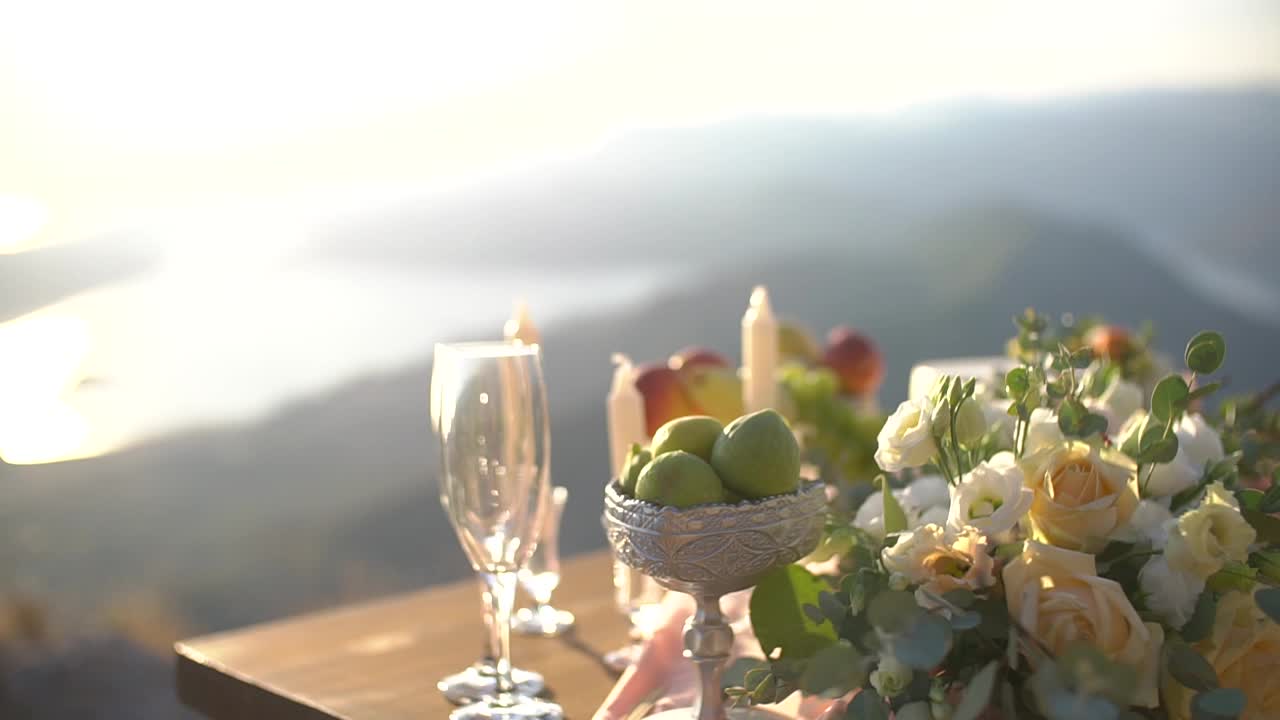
[592,589,843,719]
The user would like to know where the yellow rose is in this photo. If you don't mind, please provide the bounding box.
[1021,441,1139,553]
[1165,503,1256,580]
[1004,541,1164,707]
[1163,591,1280,720]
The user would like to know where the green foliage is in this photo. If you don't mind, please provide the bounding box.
[1191,687,1245,720]
[1151,375,1190,423]
[1166,640,1219,692]
[751,565,838,660]
[799,642,867,696]
[780,365,885,484]
[880,476,908,535]
[1254,587,1280,624]
[1182,592,1218,643]
[846,688,890,720]
[1186,331,1226,375]
[1206,563,1258,593]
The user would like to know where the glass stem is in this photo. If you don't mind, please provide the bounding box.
[478,578,497,665]
[481,571,519,697]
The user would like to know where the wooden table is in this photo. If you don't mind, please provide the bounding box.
[175,550,629,719]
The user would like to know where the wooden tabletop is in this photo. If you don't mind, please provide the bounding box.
[175,549,630,719]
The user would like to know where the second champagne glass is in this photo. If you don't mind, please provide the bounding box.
[514,485,575,636]
[433,341,563,720]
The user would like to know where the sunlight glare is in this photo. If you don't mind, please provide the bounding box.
[0,194,49,254]
[0,314,94,464]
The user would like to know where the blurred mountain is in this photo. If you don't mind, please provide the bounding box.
[319,87,1280,327]
[4,203,1277,634]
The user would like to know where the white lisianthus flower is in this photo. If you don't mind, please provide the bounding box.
[1166,503,1256,579]
[876,397,939,472]
[1116,499,1176,547]
[1146,413,1227,498]
[869,654,913,698]
[1024,407,1064,455]
[1203,481,1239,509]
[854,475,950,540]
[947,451,1032,538]
[1139,555,1205,629]
[1085,376,1144,434]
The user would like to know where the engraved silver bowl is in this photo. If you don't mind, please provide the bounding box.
[602,481,826,720]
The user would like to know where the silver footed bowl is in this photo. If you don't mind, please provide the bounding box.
[602,480,826,720]
[603,480,827,595]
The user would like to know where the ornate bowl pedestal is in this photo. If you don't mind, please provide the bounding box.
[603,482,826,720]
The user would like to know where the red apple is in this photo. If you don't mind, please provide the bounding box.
[1086,325,1132,362]
[634,362,701,436]
[822,326,885,396]
[668,346,730,371]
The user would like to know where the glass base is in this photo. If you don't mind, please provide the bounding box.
[512,605,575,637]
[449,694,564,720]
[438,663,545,706]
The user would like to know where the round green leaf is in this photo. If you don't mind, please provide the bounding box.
[1005,367,1029,397]
[881,479,908,535]
[750,565,838,660]
[799,642,865,696]
[1151,375,1190,422]
[1191,687,1245,720]
[1254,587,1280,624]
[1167,641,1219,692]
[892,613,952,669]
[868,590,920,634]
[847,688,890,720]
[1186,331,1226,375]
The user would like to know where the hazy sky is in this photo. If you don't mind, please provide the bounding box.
[2,1,1279,251]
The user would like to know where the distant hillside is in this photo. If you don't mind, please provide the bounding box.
[317,88,1280,327]
[4,204,1276,633]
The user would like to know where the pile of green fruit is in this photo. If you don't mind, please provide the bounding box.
[616,409,801,508]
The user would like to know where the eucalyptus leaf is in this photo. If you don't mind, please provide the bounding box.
[1138,434,1179,465]
[952,661,999,720]
[751,565,838,660]
[942,588,976,609]
[819,591,847,622]
[1191,687,1245,720]
[1243,510,1280,545]
[799,642,866,696]
[882,479,908,535]
[1167,641,1219,691]
[1235,489,1264,512]
[1187,381,1223,403]
[845,688,890,720]
[1185,331,1226,375]
[1151,375,1190,422]
[1254,587,1280,624]
[951,610,982,631]
[892,613,952,669]
[868,590,920,634]
[1182,592,1217,643]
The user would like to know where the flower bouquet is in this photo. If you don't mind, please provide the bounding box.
[732,311,1280,720]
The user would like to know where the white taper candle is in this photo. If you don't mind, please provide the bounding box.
[742,285,778,413]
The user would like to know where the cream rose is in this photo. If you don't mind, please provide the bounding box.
[1021,441,1139,553]
[1164,502,1255,579]
[947,451,1033,538]
[876,397,939,472]
[1138,555,1205,629]
[1163,591,1280,720]
[881,524,995,610]
[1004,541,1165,707]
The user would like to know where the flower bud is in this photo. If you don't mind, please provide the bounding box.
[954,397,987,446]
[869,654,912,698]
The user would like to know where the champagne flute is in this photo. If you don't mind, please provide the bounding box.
[514,486,575,636]
[433,361,544,705]
[432,341,563,720]
[602,557,666,671]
